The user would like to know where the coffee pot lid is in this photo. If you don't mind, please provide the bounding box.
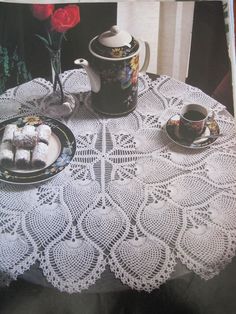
[89,25,139,59]
[98,25,132,47]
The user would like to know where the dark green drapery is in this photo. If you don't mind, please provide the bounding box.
[0,3,32,94]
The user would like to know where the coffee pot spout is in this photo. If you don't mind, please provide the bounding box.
[74,58,101,93]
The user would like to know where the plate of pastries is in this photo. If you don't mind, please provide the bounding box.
[0,115,76,184]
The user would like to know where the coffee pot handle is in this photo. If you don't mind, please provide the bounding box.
[139,41,150,74]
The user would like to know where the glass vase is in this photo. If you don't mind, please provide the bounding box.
[51,49,62,89]
[41,49,76,118]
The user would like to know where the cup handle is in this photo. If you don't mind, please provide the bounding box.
[207,109,215,123]
[139,41,150,74]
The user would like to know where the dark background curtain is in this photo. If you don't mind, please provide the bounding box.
[0,2,117,94]
[186,1,234,115]
[0,3,32,93]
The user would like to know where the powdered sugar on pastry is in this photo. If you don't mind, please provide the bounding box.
[32,142,49,168]
[2,124,18,143]
[13,125,38,149]
[37,124,52,145]
[0,142,14,167]
[15,148,31,169]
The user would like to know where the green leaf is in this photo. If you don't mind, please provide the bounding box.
[35,34,50,47]
[35,36,54,54]
[45,46,55,54]
[47,31,53,46]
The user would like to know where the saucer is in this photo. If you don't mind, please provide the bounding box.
[165,114,220,149]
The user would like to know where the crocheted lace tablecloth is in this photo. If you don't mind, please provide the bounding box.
[0,69,236,293]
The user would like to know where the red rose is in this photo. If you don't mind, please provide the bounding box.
[51,5,80,33]
[31,4,54,21]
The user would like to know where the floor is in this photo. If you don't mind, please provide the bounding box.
[0,256,236,314]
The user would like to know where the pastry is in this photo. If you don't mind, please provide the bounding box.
[37,124,52,145]
[32,142,48,168]
[2,124,18,143]
[0,142,15,168]
[13,125,38,149]
[15,148,31,169]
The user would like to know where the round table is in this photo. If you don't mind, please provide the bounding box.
[0,69,236,294]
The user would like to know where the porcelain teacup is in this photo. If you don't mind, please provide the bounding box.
[179,104,214,140]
